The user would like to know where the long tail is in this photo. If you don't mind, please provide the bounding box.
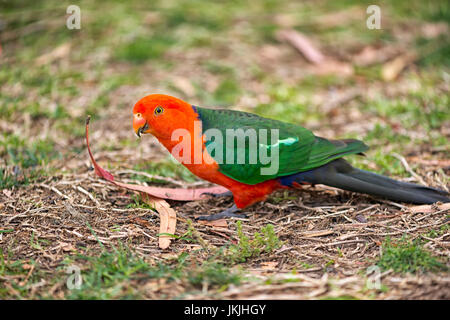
[282,159,449,204]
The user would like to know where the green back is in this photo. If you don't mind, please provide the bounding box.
[195,107,368,185]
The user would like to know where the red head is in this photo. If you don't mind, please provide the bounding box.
[132,94,198,140]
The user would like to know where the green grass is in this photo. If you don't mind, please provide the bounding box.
[0,134,57,168]
[62,244,168,299]
[376,237,448,274]
[186,260,241,288]
[425,224,450,239]
[126,194,156,210]
[227,221,283,263]
[0,248,43,299]
[115,35,175,64]
[0,134,59,188]
[57,221,257,299]
[254,83,323,124]
[61,242,242,299]
[212,77,242,106]
[416,35,450,67]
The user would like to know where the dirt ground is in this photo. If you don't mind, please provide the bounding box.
[1,112,448,299]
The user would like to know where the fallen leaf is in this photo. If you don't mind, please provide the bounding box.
[196,217,228,228]
[160,253,179,260]
[260,261,279,270]
[314,59,353,76]
[353,46,400,67]
[421,22,448,39]
[409,202,450,214]
[277,29,353,76]
[22,264,33,270]
[130,217,151,228]
[2,189,12,198]
[277,29,325,64]
[35,43,71,66]
[141,193,177,249]
[382,53,416,82]
[60,242,76,252]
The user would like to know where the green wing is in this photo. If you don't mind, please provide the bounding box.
[196,107,368,185]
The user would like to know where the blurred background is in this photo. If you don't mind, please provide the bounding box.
[0,0,449,301]
[0,0,449,188]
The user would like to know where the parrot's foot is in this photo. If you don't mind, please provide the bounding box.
[196,204,247,221]
[201,190,233,198]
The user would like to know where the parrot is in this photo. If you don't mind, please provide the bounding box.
[132,94,449,220]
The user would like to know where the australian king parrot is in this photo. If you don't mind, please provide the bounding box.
[132,94,449,220]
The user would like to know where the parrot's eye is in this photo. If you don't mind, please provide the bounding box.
[154,106,164,116]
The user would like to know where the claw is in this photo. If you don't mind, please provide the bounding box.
[201,190,233,198]
[195,204,247,221]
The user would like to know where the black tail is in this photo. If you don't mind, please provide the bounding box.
[287,159,449,204]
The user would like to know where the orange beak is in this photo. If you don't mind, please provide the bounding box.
[133,113,149,137]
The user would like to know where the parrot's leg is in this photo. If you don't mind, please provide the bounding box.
[196,204,247,221]
[201,190,233,198]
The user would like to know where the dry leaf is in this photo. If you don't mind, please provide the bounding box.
[260,261,279,270]
[409,202,450,214]
[277,29,353,76]
[314,60,353,76]
[161,253,179,260]
[35,43,71,66]
[382,53,416,81]
[60,242,76,252]
[196,217,228,228]
[22,263,33,270]
[277,29,325,64]
[130,217,151,228]
[2,189,12,198]
[421,22,448,39]
[353,46,400,67]
[141,193,177,249]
